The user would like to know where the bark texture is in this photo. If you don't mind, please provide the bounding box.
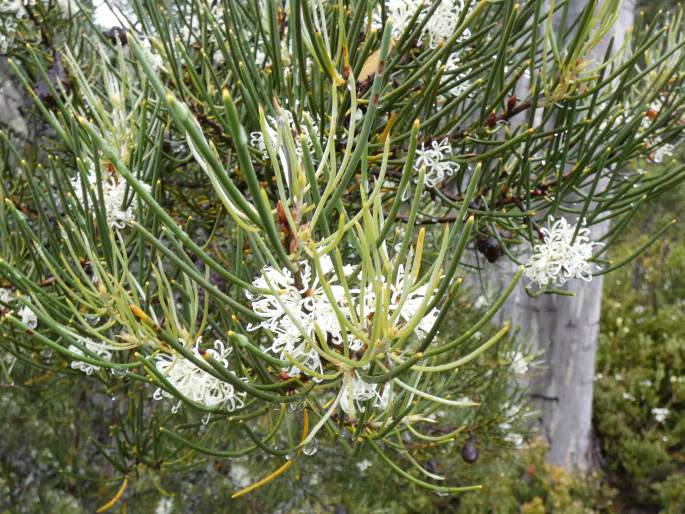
[0,58,28,140]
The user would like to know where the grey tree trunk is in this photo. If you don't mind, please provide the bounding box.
[0,58,28,140]
[504,230,607,470]
[498,0,635,471]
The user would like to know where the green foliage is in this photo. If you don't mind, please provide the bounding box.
[0,298,532,512]
[594,182,685,511]
[1,0,685,505]
[460,442,614,514]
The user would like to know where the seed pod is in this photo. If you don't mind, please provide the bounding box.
[477,236,503,263]
[461,435,480,464]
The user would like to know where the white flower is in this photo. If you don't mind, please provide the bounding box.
[651,143,674,164]
[375,0,470,48]
[503,432,524,448]
[498,403,522,434]
[229,461,252,488]
[374,0,424,41]
[508,351,528,375]
[423,0,470,49]
[68,337,112,375]
[247,253,442,382]
[339,371,387,417]
[390,265,440,336]
[153,339,246,412]
[443,52,471,97]
[0,1,23,11]
[651,407,670,424]
[154,497,174,514]
[414,138,459,189]
[246,258,356,380]
[247,264,305,331]
[18,304,37,329]
[356,459,373,473]
[473,295,487,309]
[70,165,150,229]
[255,49,267,67]
[212,49,225,66]
[169,1,226,46]
[0,287,14,305]
[524,217,598,288]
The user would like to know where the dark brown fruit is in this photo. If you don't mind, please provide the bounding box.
[477,236,503,263]
[461,435,480,464]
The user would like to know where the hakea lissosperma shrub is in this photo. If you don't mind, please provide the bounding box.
[1,0,685,497]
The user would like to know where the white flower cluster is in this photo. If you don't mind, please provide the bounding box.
[153,339,246,413]
[91,0,221,50]
[339,370,391,416]
[651,407,670,424]
[376,0,471,48]
[423,0,471,48]
[68,337,112,375]
[375,0,419,40]
[414,138,459,189]
[154,497,175,514]
[246,256,354,380]
[70,165,150,229]
[391,265,441,335]
[247,256,439,383]
[597,98,678,165]
[524,217,598,288]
